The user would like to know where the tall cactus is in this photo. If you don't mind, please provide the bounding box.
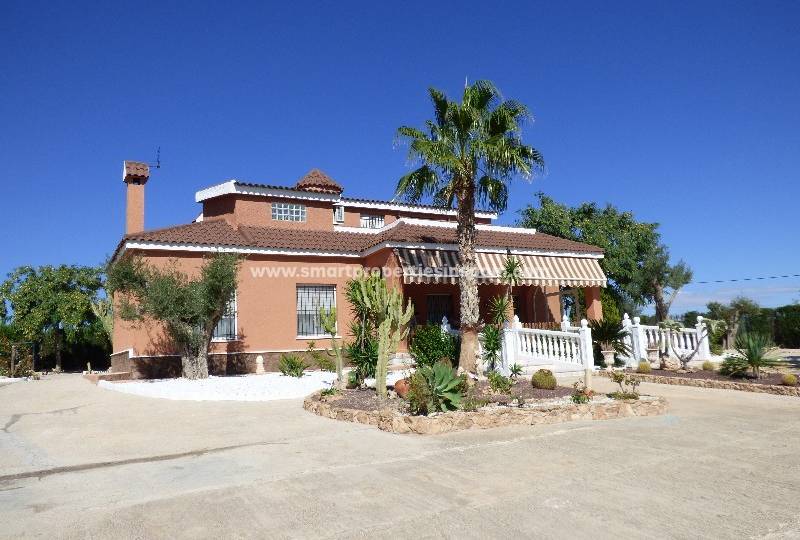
[319,307,345,388]
[353,271,413,398]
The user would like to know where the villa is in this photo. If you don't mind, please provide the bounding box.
[110,161,607,378]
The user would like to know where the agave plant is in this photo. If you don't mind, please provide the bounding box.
[409,361,463,414]
[723,332,784,379]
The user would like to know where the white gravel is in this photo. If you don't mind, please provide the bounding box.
[97,370,410,402]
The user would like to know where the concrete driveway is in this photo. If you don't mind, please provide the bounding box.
[1,374,799,539]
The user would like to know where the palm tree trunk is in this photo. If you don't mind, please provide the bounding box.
[457,189,479,375]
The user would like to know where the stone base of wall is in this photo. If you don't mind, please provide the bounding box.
[303,394,668,435]
[597,370,800,397]
[108,350,350,379]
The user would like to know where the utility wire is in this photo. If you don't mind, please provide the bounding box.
[691,273,800,285]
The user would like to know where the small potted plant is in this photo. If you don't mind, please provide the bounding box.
[589,319,631,369]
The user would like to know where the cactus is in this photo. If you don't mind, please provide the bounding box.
[319,307,345,388]
[352,271,413,398]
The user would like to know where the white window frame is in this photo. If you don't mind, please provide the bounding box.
[211,291,238,341]
[296,285,338,339]
[333,205,344,224]
[360,214,385,229]
[272,202,307,222]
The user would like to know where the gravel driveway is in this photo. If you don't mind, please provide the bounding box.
[1,373,799,539]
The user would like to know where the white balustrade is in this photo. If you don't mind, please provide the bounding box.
[620,314,711,366]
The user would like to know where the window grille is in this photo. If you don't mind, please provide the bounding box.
[272,202,306,222]
[212,293,237,340]
[360,214,384,229]
[297,285,336,336]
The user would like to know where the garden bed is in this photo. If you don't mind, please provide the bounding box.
[598,369,800,397]
[303,390,668,434]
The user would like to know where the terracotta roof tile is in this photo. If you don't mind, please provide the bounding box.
[117,219,602,256]
[294,169,343,194]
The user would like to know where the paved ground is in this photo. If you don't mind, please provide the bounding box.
[1,374,799,539]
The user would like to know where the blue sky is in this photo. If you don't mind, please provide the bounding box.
[1,0,798,313]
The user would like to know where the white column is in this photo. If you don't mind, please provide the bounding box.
[500,321,516,377]
[579,319,593,388]
[560,318,571,332]
[696,316,711,360]
[631,316,647,363]
[621,314,634,367]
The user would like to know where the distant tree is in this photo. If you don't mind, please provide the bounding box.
[519,194,690,320]
[636,245,692,322]
[706,296,761,350]
[107,253,240,380]
[774,304,800,348]
[395,80,544,375]
[0,265,104,371]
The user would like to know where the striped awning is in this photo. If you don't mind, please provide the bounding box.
[394,248,606,287]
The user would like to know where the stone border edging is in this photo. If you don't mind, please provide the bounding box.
[597,370,800,397]
[303,393,668,435]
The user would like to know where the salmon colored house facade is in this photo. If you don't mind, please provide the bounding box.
[110,162,606,378]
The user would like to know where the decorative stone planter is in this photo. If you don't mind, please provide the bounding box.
[601,350,616,368]
[303,393,668,435]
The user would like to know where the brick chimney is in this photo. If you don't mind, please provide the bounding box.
[123,161,150,234]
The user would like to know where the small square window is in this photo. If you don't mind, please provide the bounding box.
[272,202,306,222]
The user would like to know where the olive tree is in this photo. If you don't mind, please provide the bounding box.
[107,253,240,379]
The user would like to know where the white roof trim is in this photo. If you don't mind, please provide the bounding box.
[195,180,340,203]
[338,199,497,219]
[121,241,361,258]
[333,217,537,235]
[362,242,603,259]
[395,217,536,234]
[120,240,601,260]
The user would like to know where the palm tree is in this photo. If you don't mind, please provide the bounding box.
[395,81,544,374]
[500,254,523,321]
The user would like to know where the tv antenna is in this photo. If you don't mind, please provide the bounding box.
[149,146,161,169]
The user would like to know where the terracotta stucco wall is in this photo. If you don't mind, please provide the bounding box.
[112,250,368,356]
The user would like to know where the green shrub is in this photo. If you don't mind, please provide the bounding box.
[719,357,748,378]
[307,341,335,372]
[531,369,556,390]
[487,371,513,394]
[320,387,339,397]
[608,371,641,400]
[407,361,463,415]
[782,373,798,386]
[480,325,502,371]
[278,353,307,378]
[636,360,651,374]
[571,380,593,404]
[460,395,489,412]
[702,360,715,371]
[345,334,378,382]
[509,363,523,379]
[409,324,459,368]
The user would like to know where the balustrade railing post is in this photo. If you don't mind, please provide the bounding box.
[630,316,648,364]
[695,316,711,360]
[500,321,516,377]
[578,319,593,389]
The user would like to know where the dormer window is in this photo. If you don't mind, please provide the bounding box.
[272,202,306,222]
[360,214,384,229]
[333,206,344,224]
